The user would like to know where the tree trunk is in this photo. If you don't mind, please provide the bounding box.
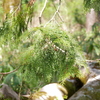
[86,8,97,32]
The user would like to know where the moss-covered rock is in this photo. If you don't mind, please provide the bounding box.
[68,60,100,100]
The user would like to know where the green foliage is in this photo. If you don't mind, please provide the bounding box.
[0,64,13,75]
[0,0,88,93]
[84,0,100,11]
[22,0,29,4]
[72,27,100,59]
[67,0,85,25]
[17,26,75,88]
[0,25,86,90]
[0,1,34,38]
[3,72,21,92]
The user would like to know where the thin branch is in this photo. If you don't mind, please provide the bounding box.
[39,0,48,24]
[44,0,61,27]
[0,67,20,75]
[43,38,65,53]
[54,18,60,26]
[86,59,100,62]
[52,0,64,22]
[57,12,64,22]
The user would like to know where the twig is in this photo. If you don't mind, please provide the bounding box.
[28,0,36,6]
[44,0,61,27]
[43,38,65,53]
[57,12,64,22]
[39,0,48,24]
[54,18,60,26]
[52,0,64,22]
[86,59,100,62]
[0,67,20,75]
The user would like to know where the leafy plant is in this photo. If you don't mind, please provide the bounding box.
[2,26,87,89]
[0,0,88,93]
[84,0,100,11]
[72,27,100,59]
[3,72,21,92]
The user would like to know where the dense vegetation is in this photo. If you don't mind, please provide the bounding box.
[0,0,100,98]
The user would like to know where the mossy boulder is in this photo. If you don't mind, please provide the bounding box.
[68,60,100,100]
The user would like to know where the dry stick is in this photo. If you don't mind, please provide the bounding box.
[39,0,48,24]
[57,12,64,22]
[44,0,61,27]
[54,18,60,26]
[86,59,100,62]
[52,1,64,22]
[0,67,20,75]
[44,38,65,53]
